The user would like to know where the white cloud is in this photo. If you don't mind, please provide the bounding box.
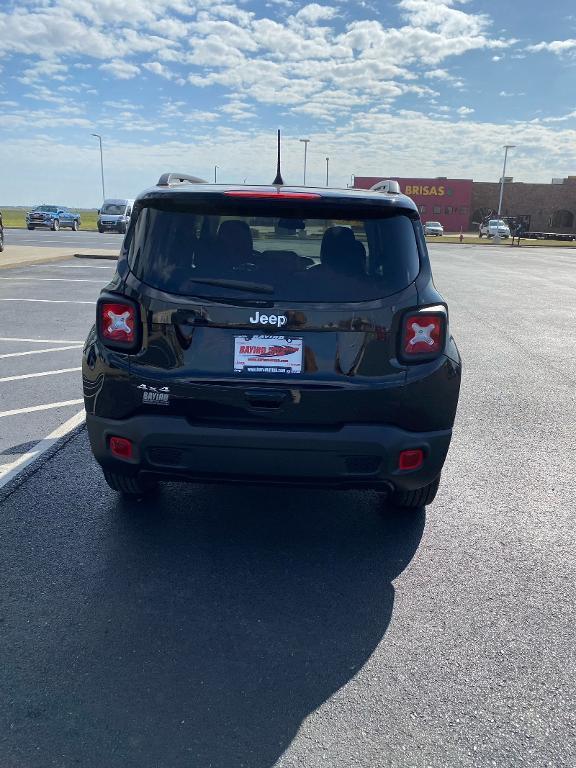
[2,112,576,207]
[528,39,576,55]
[0,0,514,118]
[294,4,338,24]
[456,106,474,115]
[143,61,175,79]
[18,60,69,85]
[99,59,140,79]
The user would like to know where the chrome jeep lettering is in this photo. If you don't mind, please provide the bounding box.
[249,311,287,327]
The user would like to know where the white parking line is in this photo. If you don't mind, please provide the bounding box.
[0,345,83,359]
[0,277,106,283]
[0,409,85,489]
[0,399,84,418]
[29,264,115,269]
[0,299,95,304]
[0,337,85,344]
[0,367,82,383]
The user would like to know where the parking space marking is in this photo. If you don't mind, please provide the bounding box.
[0,399,84,419]
[29,264,115,269]
[0,367,82,383]
[0,337,85,344]
[0,409,85,489]
[0,277,106,283]
[0,345,83,359]
[0,299,95,304]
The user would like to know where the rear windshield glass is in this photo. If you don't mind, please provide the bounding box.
[128,203,420,303]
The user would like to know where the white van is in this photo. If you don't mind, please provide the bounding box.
[97,199,135,234]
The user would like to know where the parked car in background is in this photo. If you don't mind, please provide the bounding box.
[0,211,4,252]
[26,205,81,231]
[479,219,510,239]
[97,199,134,234]
[424,221,444,236]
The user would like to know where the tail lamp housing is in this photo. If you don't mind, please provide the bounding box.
[398,449,424,471]
[109,436,133,460]
[399,307,446,363]
[97,296,141,352]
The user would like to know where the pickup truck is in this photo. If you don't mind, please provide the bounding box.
[0,211,4,252]
[26,205,81,231]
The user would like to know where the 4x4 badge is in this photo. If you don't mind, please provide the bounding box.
[137,384,170,392]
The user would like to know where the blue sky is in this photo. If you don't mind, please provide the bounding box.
[1,0,576,207]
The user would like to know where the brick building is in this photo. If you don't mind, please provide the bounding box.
[354,175,576,234]
[471,177,576,234]
[353,177,473,232]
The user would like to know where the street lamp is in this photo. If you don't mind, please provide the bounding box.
[299,138,310,185]
[214,165,219,183]
[325,157,329,187]
[497,144,516,216]
[90,133,105,202]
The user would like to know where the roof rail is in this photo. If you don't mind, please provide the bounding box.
[157,172,209,187]
[369,179,401,194]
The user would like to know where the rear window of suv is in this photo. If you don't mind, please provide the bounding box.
[128,200,421,303]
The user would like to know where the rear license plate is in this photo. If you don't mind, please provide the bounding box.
[234,335,303,374]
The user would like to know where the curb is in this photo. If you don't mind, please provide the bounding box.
[74,253,118,260]
[0,422,86,503]
[426,239,576,248]
[0,253,74,270]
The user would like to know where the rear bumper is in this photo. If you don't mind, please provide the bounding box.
[86,414,453,491]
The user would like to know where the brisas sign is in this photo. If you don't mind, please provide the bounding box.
[404,185,445,196]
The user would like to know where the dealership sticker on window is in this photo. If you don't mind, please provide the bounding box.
[234,335,303,374]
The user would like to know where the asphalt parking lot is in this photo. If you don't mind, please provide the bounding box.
[0,256,115,484]
[1,244,575,767]
[4,227,120,250]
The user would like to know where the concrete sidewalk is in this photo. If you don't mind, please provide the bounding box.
[0,245,117,269]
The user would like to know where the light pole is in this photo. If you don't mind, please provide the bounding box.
[90,133,105,201]
[325,157,329,187]
[497,144,516,216]
[214,165,219,183]
[299,138,310,185]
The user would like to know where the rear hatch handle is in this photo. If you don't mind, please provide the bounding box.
[244,388,289,409]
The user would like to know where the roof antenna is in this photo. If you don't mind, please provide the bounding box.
[272,129,284,186]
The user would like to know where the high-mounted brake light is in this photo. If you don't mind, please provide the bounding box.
[97,298,140,351]
[401,311,445,361]
[224,191,321,199]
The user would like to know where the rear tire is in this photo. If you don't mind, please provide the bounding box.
[0,232,3,252]
[103,470,157,498]
[391,475,441,510]
[72,220,79,231]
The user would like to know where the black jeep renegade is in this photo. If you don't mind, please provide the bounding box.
[83,173,461,509]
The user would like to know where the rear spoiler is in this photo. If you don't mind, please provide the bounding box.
[369,180,401,194]
[157,172,209,187]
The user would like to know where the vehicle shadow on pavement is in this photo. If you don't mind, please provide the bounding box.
[3,460,425,768]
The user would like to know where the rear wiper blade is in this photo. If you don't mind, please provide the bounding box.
[188,278,274,295]
[183,295,274,308]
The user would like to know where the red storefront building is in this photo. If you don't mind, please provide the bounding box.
[353,177,474,233]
